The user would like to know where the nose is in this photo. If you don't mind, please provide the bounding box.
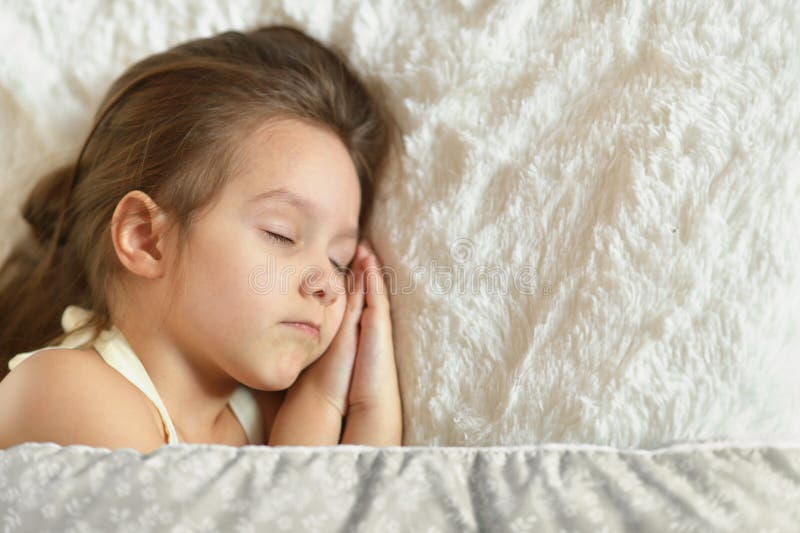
[298,261,339,306]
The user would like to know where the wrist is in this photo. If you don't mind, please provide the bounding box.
[340,403,403,446]
[290,376,346,418]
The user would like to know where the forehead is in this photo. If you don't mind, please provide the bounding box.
[231,117,361,219]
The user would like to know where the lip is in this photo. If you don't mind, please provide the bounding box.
[282,322,320,337]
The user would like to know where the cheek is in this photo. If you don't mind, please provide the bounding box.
[176,235,275,332]
[174,264,237,341]
[332,295,348,326]
[321,296,348,346]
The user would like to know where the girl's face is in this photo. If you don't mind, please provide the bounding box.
[165,117,361,391]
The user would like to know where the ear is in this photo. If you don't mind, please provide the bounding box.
[110,190,174,279]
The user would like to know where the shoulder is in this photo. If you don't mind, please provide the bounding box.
[0,348,166,453]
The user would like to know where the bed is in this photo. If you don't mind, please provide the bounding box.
[2,0,800,530]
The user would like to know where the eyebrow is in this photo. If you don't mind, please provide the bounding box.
[250,187,359,239]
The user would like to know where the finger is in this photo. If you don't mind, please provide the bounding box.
[362,253,389,314]
[344,261,365,324]
[355,241,370,267]
[360,240,380,265]
[346,243,368,292]
[321,266,362,373]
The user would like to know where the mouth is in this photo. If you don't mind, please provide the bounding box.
[281,322,320,338]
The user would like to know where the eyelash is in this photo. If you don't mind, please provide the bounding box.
[264,231,350,275]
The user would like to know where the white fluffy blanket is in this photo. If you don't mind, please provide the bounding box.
[1,1,799,448]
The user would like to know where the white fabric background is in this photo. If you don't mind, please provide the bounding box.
[1,0,798,448]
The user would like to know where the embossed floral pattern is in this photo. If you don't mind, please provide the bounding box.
[1,442,799,531]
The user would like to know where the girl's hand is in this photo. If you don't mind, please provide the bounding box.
[345,242,401,420]
[287,242,369,417]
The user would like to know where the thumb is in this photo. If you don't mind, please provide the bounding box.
[322,261,364,363]
[344,264,365,326]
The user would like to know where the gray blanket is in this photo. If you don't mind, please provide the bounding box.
[1,441,798,532]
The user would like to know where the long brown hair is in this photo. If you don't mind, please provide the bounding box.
[0,25,400,379]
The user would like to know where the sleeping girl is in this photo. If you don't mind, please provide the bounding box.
[0,25,402,452]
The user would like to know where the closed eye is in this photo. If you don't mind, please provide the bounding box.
[264,231,351,276]
[264,231,294,245]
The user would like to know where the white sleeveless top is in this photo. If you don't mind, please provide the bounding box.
[7,305,264,446]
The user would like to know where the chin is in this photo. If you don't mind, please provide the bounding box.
[233,356,301,392]
[273,350,308,384]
